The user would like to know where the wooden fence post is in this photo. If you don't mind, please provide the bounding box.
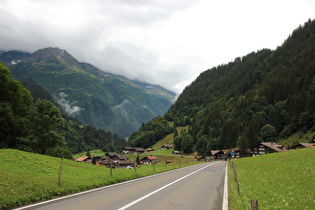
[58,155,64,185]
[232,162,240,196]
[250,199,258,210]
[152,161,155,172]
[134,162,137,173]
[232,162,237,181]
[110,161,113,177]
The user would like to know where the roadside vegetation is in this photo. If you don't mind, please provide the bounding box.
[0,149,197,209]
[228,147,315,209]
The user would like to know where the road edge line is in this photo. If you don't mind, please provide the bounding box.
[222,162,228,210]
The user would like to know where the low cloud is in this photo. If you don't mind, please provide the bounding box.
[56,92,83,116]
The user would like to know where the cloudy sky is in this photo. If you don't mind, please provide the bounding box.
[1,0,315,93]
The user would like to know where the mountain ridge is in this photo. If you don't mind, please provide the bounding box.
[1,47,176,138]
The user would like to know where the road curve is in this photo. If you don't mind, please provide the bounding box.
[16,161,226,210]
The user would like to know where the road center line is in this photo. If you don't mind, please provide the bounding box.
[118,162,217,210]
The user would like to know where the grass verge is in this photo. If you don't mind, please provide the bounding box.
[228,147,315,209]
[0,149,197,209]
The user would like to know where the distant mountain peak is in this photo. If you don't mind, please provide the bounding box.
[32,47,78,64]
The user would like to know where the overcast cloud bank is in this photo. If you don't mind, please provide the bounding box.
[1,0,315,93]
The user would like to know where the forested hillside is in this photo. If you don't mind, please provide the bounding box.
[129,19,315,154]
[0,48,176,138]
[0,63,126,157]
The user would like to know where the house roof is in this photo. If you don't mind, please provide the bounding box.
[142,156,158,160]
[291,143,315,148]
[211,150,224,155]
[254,142,288,152]
[107,153,128,160]
[75,156,89,162]
[231,148,240,152]
[161,144,174,148]
[301,143,315,147]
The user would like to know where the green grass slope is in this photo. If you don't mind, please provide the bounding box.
[0,149,196,209]
[228,148,315,209]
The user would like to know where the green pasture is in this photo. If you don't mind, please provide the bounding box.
[228,147,315,209]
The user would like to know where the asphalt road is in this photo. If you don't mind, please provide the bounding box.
[17,161,226,210]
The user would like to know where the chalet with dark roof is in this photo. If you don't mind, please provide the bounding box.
[211,150,225,159]
[250,142,288,155]
[133,147,145,154]
[290,142,315,150]
[122,147,134,154]
[106,153,128,161]
[161,144,174,149]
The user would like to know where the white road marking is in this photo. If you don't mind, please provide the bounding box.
[117,162,217,210]
[222,163,228,210]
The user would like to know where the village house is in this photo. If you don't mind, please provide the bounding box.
[106,153,128,161]
[146,148,154,152]
[290,142,315,149]
[161,144,174,150]
[98,159,135,168]
[250,142,288,155]
[117,160,136,168]
[93,156,111,167]
[141,156,158,164]
[211,150,225,160]
[230,148,240,158]
[74,156,92,163]
[172,150,180,155]
[121,147,145,154]
[74,154,134,168]
[122,147,134,154]
[133,147,145,154]
[98,159,117,168]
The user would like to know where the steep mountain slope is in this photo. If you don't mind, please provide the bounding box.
[1,48,176,138]
[0,50,31,65]
[129,19,315,152]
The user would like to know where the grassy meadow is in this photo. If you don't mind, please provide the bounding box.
[228,147,315,209]
[0,149,196,209]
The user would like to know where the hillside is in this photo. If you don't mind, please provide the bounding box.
[129,19,315,152]
[0,48,176,138]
